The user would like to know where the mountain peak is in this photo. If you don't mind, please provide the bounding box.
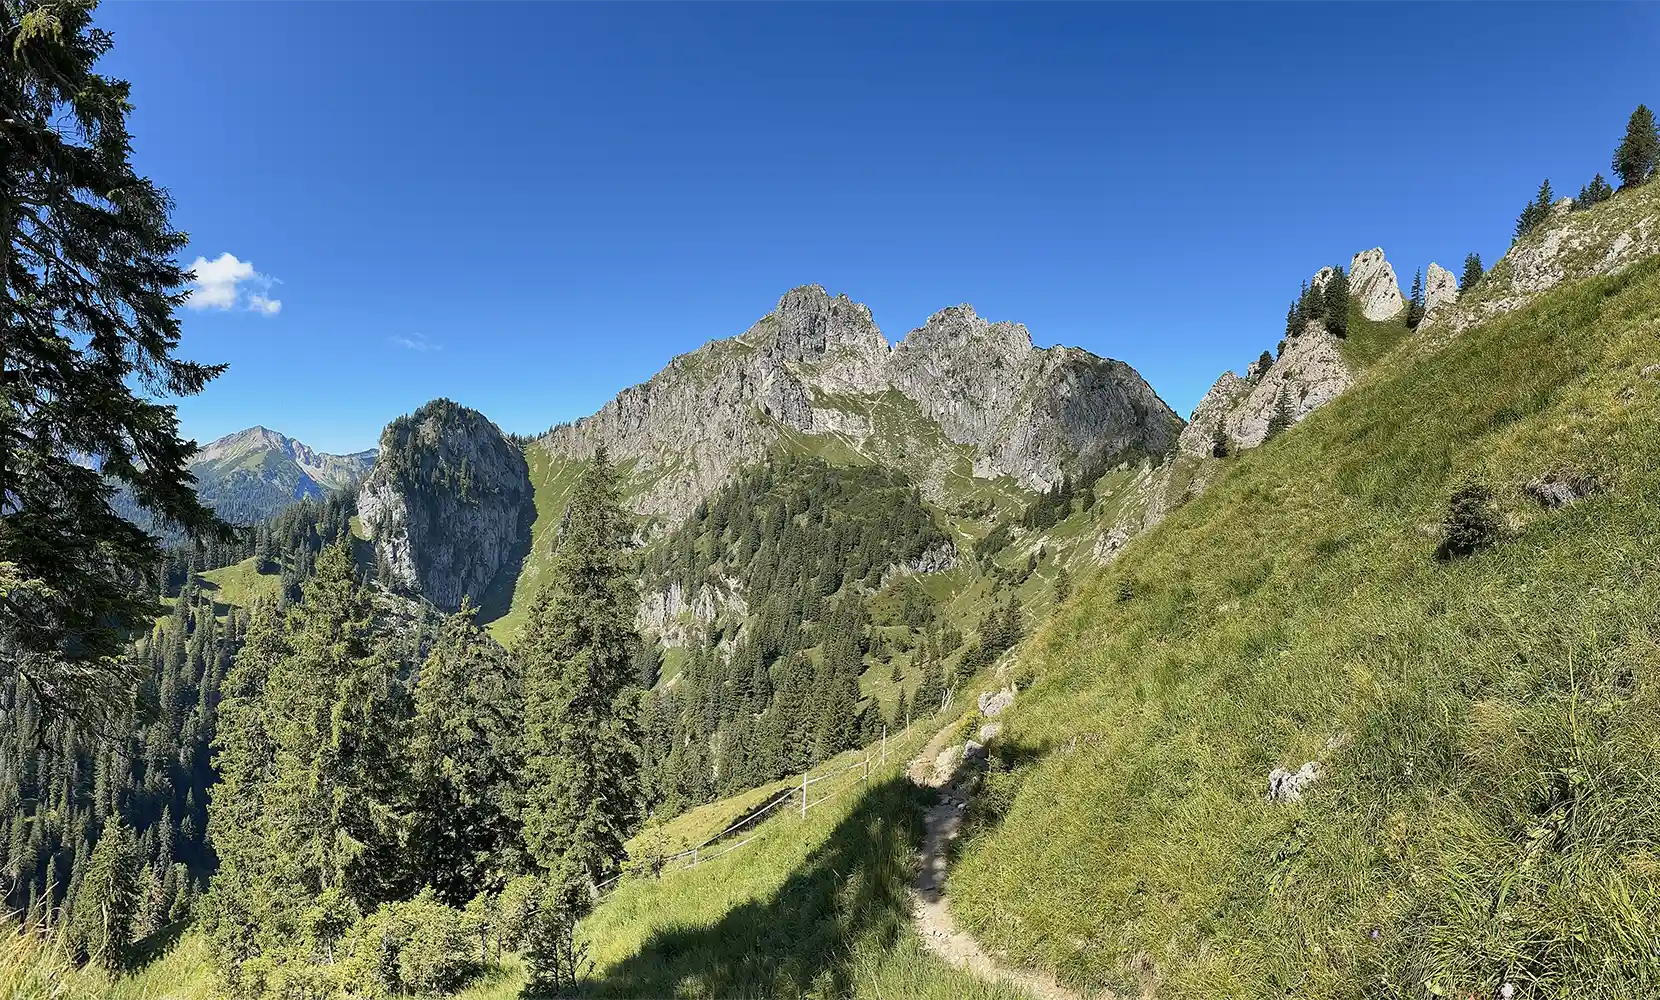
[743,284,885,365]
[904,304,1034,361]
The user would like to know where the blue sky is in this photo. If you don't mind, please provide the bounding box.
[98,2,1659,454]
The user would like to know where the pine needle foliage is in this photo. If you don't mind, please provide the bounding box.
[0,0,232,724]
[518,446,642,993]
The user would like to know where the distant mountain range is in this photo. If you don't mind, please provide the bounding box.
[188,426,376,525]
[115,426,376,534]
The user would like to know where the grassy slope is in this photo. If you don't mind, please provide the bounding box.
[945,251,1660,999]
[575,721,1026,1000]
[2,924,216,1000]
[483,442,587,645]
[195,557,282,610]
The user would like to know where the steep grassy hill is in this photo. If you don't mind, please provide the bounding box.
[941,251,1660,998]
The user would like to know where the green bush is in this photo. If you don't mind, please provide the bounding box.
[1436,482,1504,560]
[342,890,473,998]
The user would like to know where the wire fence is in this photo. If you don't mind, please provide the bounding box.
[594,726,904,899]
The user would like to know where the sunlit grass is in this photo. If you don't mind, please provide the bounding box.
[946,254,1660,998]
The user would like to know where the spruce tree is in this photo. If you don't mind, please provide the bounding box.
[0,0,232,723]
[1515,179,1554,240]
[1575,173,1614,209]
[1264,390,1296,441]
[1321,267,1349,337]
[1255,350,1275,377]
[1612,104,1658,189]
[66,819,138,968]
[518,447,641,992]
[1460,253,1483,295]
[1407,269,1425,328]
[409,600,524,907]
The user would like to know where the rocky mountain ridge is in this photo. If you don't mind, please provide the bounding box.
[195,426,376,491]
[539,285,1181,524]
[138,426,378,528]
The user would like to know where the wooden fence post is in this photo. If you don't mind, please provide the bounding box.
[801,771,807,818]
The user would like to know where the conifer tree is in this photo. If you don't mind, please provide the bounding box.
[409,600,524,907]
[1575,173,1614,209]
[1407,269,1425,328]
[1460,253,1483,295]
[1052,566,1073,604]
[1264,390,1296,441]
[1211,425,1232,459]
[66,819,138,969]
[1515,179,1554,240]
[1612,103,1658,189]
[519,447,641,992]
[0,0,233,723]
[1255,350,1275,377]
[1321,267,1349,337]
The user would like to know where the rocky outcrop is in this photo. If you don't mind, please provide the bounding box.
[539,285,1181,525]
[1266,761,1322,803]
[1177,371,1250,457]
[1423,262,1459,320]
[358,399,534,612]
[1432,181,1660,336]
[878,540,958,589]
[1183,316,1352,459]
[891,307,1180,489]
[1348,248,1404,321]
[1226,322,1352,448]
[636,576,748,648]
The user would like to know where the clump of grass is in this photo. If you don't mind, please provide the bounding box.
[1436,481,1504,560]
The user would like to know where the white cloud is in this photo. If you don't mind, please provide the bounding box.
[390,332,442,352]
[186,252,282,316]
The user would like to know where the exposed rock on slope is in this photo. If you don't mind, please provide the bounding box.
[1423,262,1459,321]
[539,285,1180,524]
[1226,322,1352,448]
[1177,372,1250,457]
[890,306,1180,488]
[1180,315,1352,458]
[358,399,534,611]
[1349,248,1405,320]
[1433,181,1660,336]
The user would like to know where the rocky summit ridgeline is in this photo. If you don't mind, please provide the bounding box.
[538,284,1181,523]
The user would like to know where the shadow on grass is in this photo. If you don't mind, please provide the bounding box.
[579,775,933,1000]
[123,919,190,972]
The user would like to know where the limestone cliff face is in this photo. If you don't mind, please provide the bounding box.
[538,285,1180,524]
[1348,248,1404,321]
[358,399,533,611]
[1224,322,1352,448]
[1177,372,1250,457]
[1423,262,1459,321]
[890,307,1179,488]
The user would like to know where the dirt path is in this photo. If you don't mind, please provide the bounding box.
[909,733,1101,1000]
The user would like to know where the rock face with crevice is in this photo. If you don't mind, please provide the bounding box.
[538,285,1181,525]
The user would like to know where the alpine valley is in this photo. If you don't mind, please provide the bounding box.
[9,8,1660,998]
